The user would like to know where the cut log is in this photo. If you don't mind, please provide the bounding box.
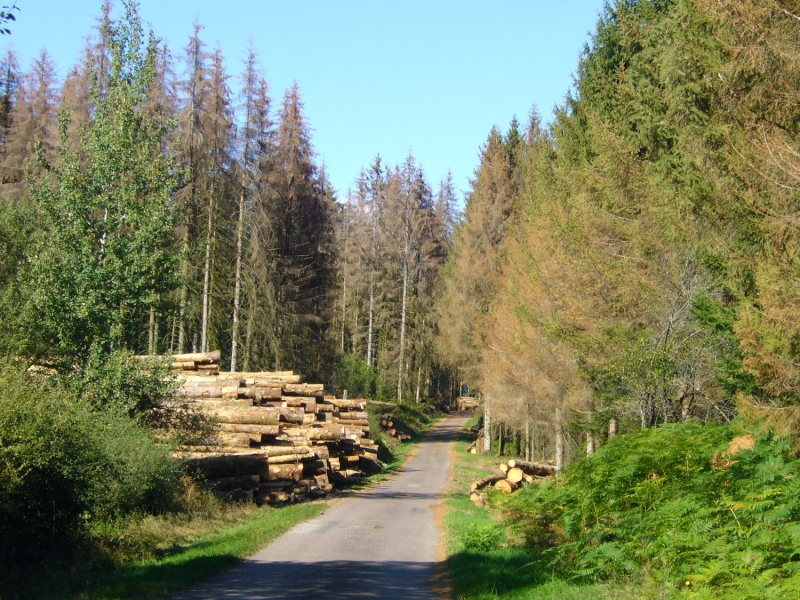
[471,474,505,491]
[358,456,383,475]
[469,491,485,507]
[499,463,509,474]
[267,463,303,481]
[506,467,525,484]
[282,383,324,396]
[172,350,221,363]
[256,490,289,505]
[172,361,198,370]
[258,480,294,492]
[185,399,253,410]
[507,460,558,476]
[276,427,342,441]
[302,459,329,476]
[268,454,310,465]
[184,453,269,479]
[174,385,225,398]
[197,432,253,448]
[336,418,369,427]
[217,423,280,436]
[332,399,366,410]
[494,479,518,493]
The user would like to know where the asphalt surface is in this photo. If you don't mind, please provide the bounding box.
[173,413,468,600]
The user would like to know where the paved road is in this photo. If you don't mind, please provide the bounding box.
[174,414,468,600]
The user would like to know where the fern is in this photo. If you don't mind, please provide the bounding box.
[502,422,800,597]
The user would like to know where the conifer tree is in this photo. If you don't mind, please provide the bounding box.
[0,49,59,199]
[231,43,271,371]
[0,49,19,150]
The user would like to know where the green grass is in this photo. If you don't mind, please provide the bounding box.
[73,501,325,599]
[443,421,635,600]
[4,499,326,600]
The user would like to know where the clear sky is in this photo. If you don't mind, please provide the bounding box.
[3,1,606,200]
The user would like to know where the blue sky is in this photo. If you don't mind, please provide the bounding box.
[4,1,606,200]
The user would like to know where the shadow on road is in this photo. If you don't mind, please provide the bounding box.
[174,559,447,599]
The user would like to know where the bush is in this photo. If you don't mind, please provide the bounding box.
[336,353,395,401]
[0,367,181,564]
[503,422,800,597]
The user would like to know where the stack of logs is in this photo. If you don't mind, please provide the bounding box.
[456,396,481,414]
[378,413,411,442]
[167,350,222,376]
[155,351,378,505]
[469,459,558,506]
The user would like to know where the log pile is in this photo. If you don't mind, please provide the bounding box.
[378,413,411,442]
[456,396,481,413]
[162,361,378,504]
[469,459,558,506]
[139,350,222,376]
[466,428,485,454]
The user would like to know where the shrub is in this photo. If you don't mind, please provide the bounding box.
[0,367,181,564]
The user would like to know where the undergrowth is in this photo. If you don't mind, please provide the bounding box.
[444,419,632,600]
[501,421,800,598]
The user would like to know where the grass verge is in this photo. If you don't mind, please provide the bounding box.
[6,497,326,600]
[442,419,635,600]
[75,501,326,600]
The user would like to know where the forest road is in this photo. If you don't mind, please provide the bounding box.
[172,413,469,600]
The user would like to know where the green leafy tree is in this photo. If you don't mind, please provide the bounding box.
[15,2,180,362]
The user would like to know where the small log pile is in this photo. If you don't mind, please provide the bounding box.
[147,356,378,505]
[378,413,411,442]
[144,350,222,376]
[456,396,481,413]
[466,428,485,453]
[469,459,558,506]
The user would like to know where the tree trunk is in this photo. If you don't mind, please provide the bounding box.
[498,422,505,456]
[340,267,346,353]
[586,431,595,455]
[200,191,215,353]
[148,305,156,355]
[231,190,245,372]
[483,397,491,453]
[525,418,531,462]
[608,417,618,438]
[366,284,374,367]
[555,405,564,470]
[397,262,408,403]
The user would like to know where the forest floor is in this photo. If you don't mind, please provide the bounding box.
[441,417,638,600]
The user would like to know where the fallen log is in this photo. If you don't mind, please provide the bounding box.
[507,460,558,476]
[507,467,525,484]
[471,474,505,491]
[494,479,518,493]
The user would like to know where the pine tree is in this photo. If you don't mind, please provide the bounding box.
[0,49,19,150]
[231,43,271,371]
[253,83,333,375]
[0,49,59,199]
